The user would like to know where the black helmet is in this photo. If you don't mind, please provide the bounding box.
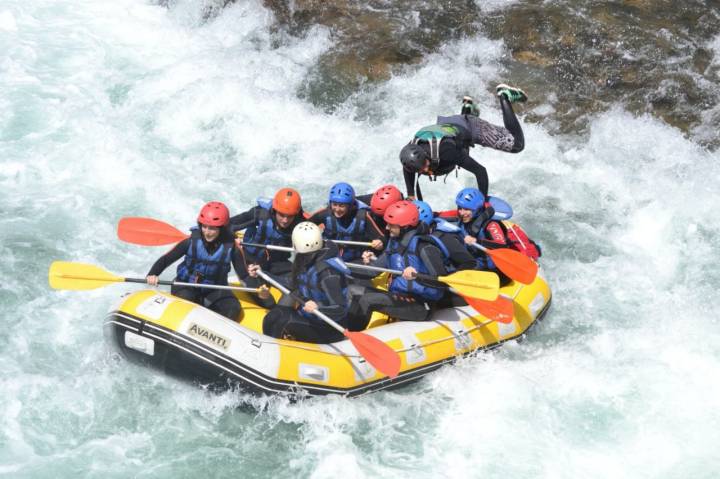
[399,143,429,172]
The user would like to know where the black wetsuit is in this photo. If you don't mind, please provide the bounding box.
[431,228,477,271]
[348,228,449,330]
[404,96,524,200]
[147,229,244,320]
[229,206,303,307]
[263,246,348,343]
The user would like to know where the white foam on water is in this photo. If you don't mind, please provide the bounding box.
[472,0,524,13]
[2,0,720,477]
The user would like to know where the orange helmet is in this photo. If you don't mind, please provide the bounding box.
[198,201,230,227]
[272,188,302,215]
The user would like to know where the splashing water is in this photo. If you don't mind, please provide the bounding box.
[1,0,719,477]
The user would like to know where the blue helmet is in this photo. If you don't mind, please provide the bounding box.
[328,182,355,204]
[455,187,485,213]
[413,200,433,225]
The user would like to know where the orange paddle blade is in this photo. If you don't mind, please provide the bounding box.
[345,330,401,378]
[463,295,514,323]
[117,217,189,246]
[485,247,538,285]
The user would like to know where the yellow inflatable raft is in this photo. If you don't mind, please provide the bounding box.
[104,266,551,397]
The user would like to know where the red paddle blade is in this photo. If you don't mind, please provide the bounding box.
[345,330,401,378]
[463,295,514,323]
[117,217,189,246]
[437,209,458,218]
[486,248,538,285]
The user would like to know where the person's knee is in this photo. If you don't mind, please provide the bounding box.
[213,297,241,321]
[262,307,291,338]
[172,286,200,303]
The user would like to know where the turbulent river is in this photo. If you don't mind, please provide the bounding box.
[1,0,719,477]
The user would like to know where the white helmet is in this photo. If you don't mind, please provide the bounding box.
[292,222,323,253]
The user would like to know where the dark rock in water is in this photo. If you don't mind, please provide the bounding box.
[480,0,720,148]
[262,0,481,112]
[171,0,720,148]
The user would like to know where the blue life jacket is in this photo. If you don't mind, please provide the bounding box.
[176,229,233,285]
[242,200,292,257]
[323,204,368,261]
[387,231,447,301]
[296,256,350,320]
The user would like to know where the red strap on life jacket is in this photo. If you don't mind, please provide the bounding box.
[485,221,506,244]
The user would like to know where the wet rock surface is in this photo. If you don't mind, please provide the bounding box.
[485,0,720,147]
[187,0,720,148]
[263,0,480,108]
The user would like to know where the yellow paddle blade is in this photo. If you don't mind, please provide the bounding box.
[437,270,499,301]
[48,261,124,290]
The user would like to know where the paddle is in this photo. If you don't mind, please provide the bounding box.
[256,270,401,378]
[462,295,514,324]
[470,243,538,285]
[48,261,261,293]
[345,263,514,322]
[117,217,189,246]
[240,242,293,252]
[238,241,515,321]
[344,263,499,301]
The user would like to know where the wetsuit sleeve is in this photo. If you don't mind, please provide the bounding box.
[147,239,191,276]
[417,243,448,277]
[409,243,449,290]
[316,271,348,321]
[403,168,417,197]
[362,211,385,244]
[456,150,489,198]
[230,248,246,279]
[369,252,389,269]
[229,207,257,232]
[439,234,477,270]
[307,209,328,226]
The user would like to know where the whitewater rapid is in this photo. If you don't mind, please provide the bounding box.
[1,0,719,477]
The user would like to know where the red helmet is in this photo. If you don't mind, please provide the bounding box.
[383,200,419,227]
[370,184,403,215]
[272,188,302,215]
[198,201,229,227]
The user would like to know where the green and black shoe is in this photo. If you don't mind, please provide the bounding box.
[496,84,528,103]
[460,95,479,116]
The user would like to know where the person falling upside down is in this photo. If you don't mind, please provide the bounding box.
[399,84,528,201]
